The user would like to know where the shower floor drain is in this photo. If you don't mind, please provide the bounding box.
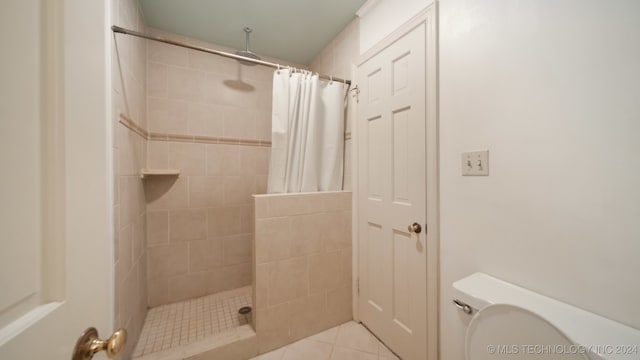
[238,306,252,315]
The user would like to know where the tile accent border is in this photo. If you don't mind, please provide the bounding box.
[119,113,272,147]
[148,132,272,147]
[119,113,148,139]
[120,114,351,147]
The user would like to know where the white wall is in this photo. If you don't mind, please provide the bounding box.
[439,0,640,359]
[357,0,433,53]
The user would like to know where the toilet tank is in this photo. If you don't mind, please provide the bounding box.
[452,273,640,360]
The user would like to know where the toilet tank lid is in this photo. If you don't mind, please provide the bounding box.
[453,273,640,360]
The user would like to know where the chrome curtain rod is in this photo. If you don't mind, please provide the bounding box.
[111,25,352,85]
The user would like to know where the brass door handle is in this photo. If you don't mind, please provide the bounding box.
[408,222,422,234]
[72,327,127,360]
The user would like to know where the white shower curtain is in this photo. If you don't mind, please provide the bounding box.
[267,69,345,193]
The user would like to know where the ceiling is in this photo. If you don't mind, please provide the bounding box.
[139,0,366,65]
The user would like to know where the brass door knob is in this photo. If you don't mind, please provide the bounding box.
[72,327,127,360]
[408,222,422,234]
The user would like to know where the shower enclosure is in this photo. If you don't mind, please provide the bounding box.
[112,9,354,358]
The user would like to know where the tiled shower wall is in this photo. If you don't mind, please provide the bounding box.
[144,29,307,307]
[112,0,148,359]
[253,192,353,353]
[309,19,360,191]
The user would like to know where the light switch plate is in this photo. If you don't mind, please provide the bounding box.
[462,150,489,176]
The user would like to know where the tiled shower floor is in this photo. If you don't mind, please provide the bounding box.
[133,286,252,359]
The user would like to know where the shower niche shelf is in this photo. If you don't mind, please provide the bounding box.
[140,168,180,179]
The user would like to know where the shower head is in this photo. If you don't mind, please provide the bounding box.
[235,27,260,66]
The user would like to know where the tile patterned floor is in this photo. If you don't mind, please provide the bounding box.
[133,286,252,358]
[250,321,400,360]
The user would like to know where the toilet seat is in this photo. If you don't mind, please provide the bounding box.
[465,304,590,360]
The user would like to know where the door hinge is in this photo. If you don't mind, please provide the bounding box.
[357,278,360,295]
[350,85,360,103]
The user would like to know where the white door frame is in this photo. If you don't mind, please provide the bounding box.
[351,5,439,359]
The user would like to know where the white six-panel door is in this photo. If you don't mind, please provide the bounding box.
[0,1,112,359]
[356,11,435,360]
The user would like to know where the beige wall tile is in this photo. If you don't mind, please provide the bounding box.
[189,238,223,272]
[326,285,353,326]
[189,176,224,208]
[239,204,254,234]
[340,248,353,285]
[224,108,256,139]
[323,191,352,212]
[206,269,225,294]
[147,278,169,308]
[119,177,133,222]
[232,147,270,178]
[148,97,188,134]
[147,140,169,169]
[119,265,139,330]
[221,145,242,175]
[169,208,207,242]
[118,126,135,176]
[256,175,268,195]
[221,262,251,291]
[185,336,258,360]
[167,66,205,102]
[147,243,188,280]
[188,102,225,137]
[288,294,330,342]
[255,217,291,263]
[223,176,256,206]
[267,194,325,217]
[137,254,148,303]
[255,263,268,310]
[188,49,237,74]
[206,144,242,176]
[132,177,146,220]
[168,272,208,303]
[267,257,307,306]
[168,142,206,176]
[255,148,270,175]
[256,303,291,353]
[308,251,345,295]
[323,211,352,252]
[223,81,253,108]
[254,197,269,219]
[203,73,228,105]
[208,206,249,238]
[255,109,272,141]
[134,132,147,175]
[223,234,252,266]
[116,225,133,283]
[148,41,188,67]
[290,214,323,257]
[242,64,274,84]
[122,70,144,126]
[145,177,189,210]
[148,62,167,98]
[132,216,146,261]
